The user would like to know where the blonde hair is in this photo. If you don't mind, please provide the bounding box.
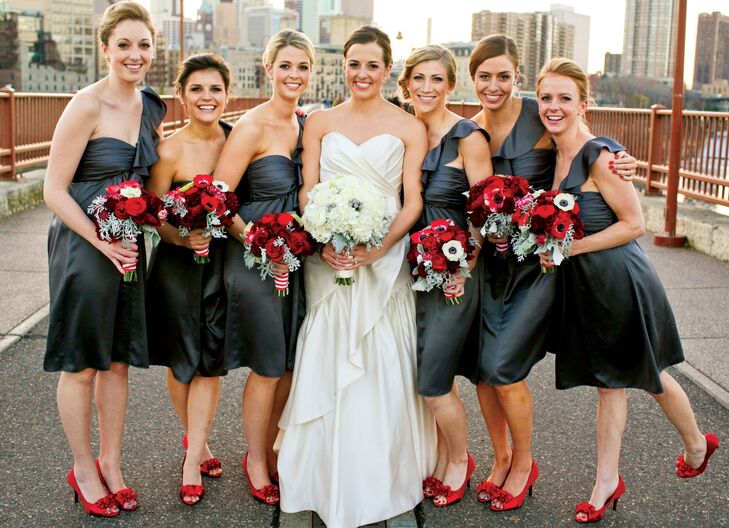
[98,1,156,47]
[537,57,593,131]
[468,34,519,78]
[398,45,456,101]
[262,29,315,67]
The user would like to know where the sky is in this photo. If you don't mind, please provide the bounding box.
[147,0,728,87]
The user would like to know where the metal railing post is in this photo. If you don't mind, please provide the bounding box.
[1,86,17,180]
[645,104,666,195]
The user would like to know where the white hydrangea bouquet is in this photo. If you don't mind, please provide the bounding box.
[301,174,392,285]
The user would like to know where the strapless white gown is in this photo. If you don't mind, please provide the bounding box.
[277,132,437,528]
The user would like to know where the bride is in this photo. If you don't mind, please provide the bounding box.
[277,26,437,527]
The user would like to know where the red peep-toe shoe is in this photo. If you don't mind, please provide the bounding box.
[675,433,719,478]
[182,434,223,478]
[489,460,539,512]
[94,459,138,511]
[476,480,502,503]
[433,453,476,507]
[423,476,442,498]
[575,475,626,523]
[67,468,120,517]
[242,452,280,505]
[180,484,205,506]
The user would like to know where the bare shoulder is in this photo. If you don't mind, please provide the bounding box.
[156,128,183,161]
[63,86,102,123]
[229,109,265,142]
[302,107,337,137]
[590,148,617,181]
[392,108,426,144]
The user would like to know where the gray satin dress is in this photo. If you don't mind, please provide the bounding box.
[478,97,557,385]
[415,119,487,396]
[223,115,306,376]
[44,87,166,372]
[554,137,684,393]
[147,122,232,384]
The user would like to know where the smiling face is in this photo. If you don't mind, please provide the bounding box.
[102,19,153,83]
[537,72,588,135]
[472,54,519,111]
[180,68,227,125]
[344,41,391,100]
[406,59,451,115]
[266,45,311,101]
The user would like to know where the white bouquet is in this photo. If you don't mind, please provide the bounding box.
[302,174,392,285]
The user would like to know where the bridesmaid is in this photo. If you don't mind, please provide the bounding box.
[467,35,637,512]
[537,57,719,524]
[43,2,164,517]
[146,53,233,506]
[399,44,492,507]
[213,29,315,506]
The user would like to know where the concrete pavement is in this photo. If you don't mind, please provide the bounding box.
[0,203,728,527]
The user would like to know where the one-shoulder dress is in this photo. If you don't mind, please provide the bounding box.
[415,119,488,396]
[554,137,684,393]
[223,115,306,376]
[147,122,232,384]
[44,87,166,372]
[478,97,557,385]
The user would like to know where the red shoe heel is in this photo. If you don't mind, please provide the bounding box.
[182,434,223,478]
[242,452,280,505]
[489,461,539,512]
[575,475,626,523]
[95,459,138,511]
[67,468,119,517]
[433,453,476,507]
[676,433,719,478]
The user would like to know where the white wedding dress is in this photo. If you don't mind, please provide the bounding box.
[277,132,437,528]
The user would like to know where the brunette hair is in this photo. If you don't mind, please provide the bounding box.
[98,1,156,47]
[537,57,593,130]
[262,29,315,67]
[343,25,392,66]
[468,34,519,78]
[398,45,456,100]
[175,53,232,94]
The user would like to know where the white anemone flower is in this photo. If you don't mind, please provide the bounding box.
[119,186,142,198]
[554,193,576,211]
[213,180,229,192]
[442,240,466,262]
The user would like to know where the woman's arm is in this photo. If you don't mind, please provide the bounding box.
[570,149,645,256]
[43,92,138,274]
[460,130,493,267]
[298,110,326,211]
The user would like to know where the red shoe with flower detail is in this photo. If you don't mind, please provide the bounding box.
[67,467,120,517]
[182,434,223,478]
[95,459,138,511]
[242,452,280,505]
[675,433,719,478]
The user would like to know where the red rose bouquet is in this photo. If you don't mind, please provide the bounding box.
[87,179,166,282]
[510,190,584,273]
[162,174,240,264]
[465,174,531,257]
[407,218,475,305]
[243,212,317,296]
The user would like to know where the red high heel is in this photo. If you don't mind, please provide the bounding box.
[575,475,626,523]
[180,484,205,506]
[476,480,502,503]
[67,468,120,517]
[489,460,539,512]
[242,452,280,505]
[675,433,719,478]
[95,459,138,511]
[423,476,442,498]
[182,434,223,478]
[433,453,476,507]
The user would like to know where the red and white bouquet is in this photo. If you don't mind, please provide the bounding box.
[243,211,317,296]
[407,219,475,305]
[301,175,392,285]
[510,190,584,273]
[162,174,239,264]
[87,179,166,282]
[465,174,531,257]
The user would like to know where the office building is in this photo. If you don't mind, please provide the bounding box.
[550,4,589,71]
[621,0,677,78]
[693,11,729,87]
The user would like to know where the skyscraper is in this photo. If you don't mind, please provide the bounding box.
[693,11,729,87]
[550,4,590,71]
[621,0,677,78]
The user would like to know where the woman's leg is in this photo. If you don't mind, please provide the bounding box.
[650,371,707,467]
[243,371,281,489]
[167,370,218,463]
[96,361,136,509]
[58,368,115,509]
[489,380,533,509]
[476,382,512,500]
[577,388,626,522]
[266,371,292,475]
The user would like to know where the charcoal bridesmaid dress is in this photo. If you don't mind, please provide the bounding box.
[554,137,684,392]
[44,87,166,372]
[223,115,306,376]
[415,119,488,396]
[478,97,557,385]
[146,122,232,384]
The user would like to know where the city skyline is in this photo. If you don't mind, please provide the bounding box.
[142,0,727,88]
